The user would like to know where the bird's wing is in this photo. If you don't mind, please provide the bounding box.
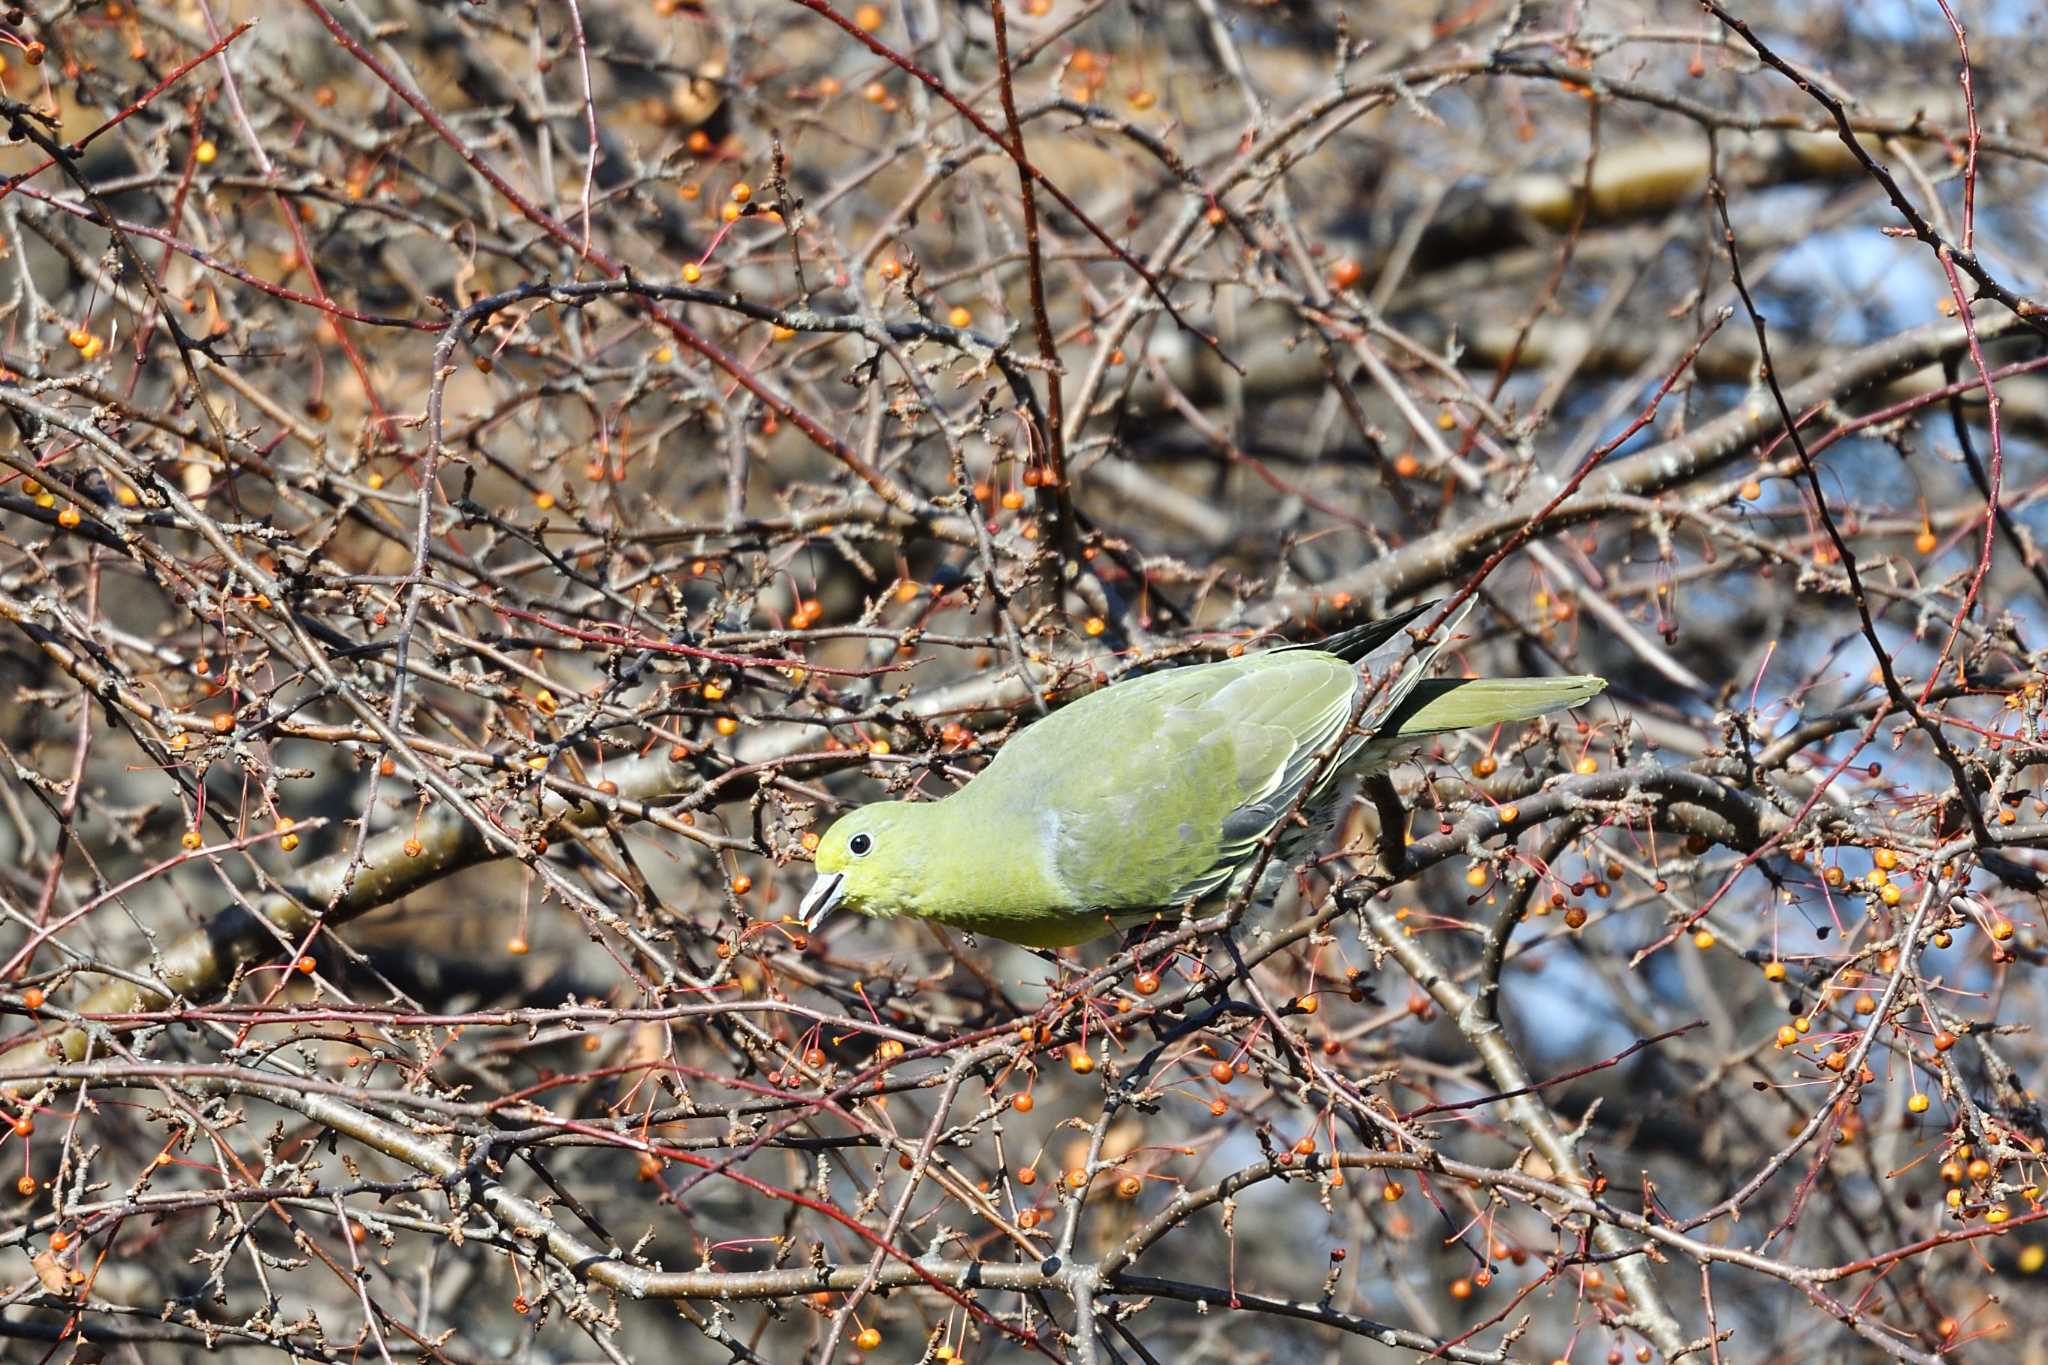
[968,651,1362,911]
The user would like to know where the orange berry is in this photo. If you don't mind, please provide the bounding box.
[15,1175,34,1196]
[730,874,753,895]
[180,829,203,850]
[507,937,529,956]
[1016,1165,1037,1184]
[22,987,43,1010]
[1209,1060,1234,1085]
[947,305,972,328]
[1068,1049,1095,1074]
[1011,1092,1033,1114]
[853,3,883,30]
[1133,972,1159,996]
[402,837,423,858]
[1328,257,1362,290]
[856,1327,883,1350]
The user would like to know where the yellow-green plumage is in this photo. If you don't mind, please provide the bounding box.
[800,604,1603,947]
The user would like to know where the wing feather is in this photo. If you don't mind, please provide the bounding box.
[959,652,1361,910]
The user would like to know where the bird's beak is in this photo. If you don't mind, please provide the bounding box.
[798,872,846,931]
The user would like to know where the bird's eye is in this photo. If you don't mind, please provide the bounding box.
[848,833,873,857]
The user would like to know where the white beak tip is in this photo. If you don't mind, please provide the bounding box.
[799,872,845,931]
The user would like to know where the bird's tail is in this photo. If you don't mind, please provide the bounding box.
[1379,675,1607,738]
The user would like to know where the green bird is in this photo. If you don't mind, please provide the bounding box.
[798,602,1603,947]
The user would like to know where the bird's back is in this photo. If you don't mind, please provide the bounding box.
[952,650,1362,912]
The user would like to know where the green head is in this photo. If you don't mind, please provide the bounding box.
[798,802,932,930]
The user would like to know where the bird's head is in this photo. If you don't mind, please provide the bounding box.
[797,802,931,930]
